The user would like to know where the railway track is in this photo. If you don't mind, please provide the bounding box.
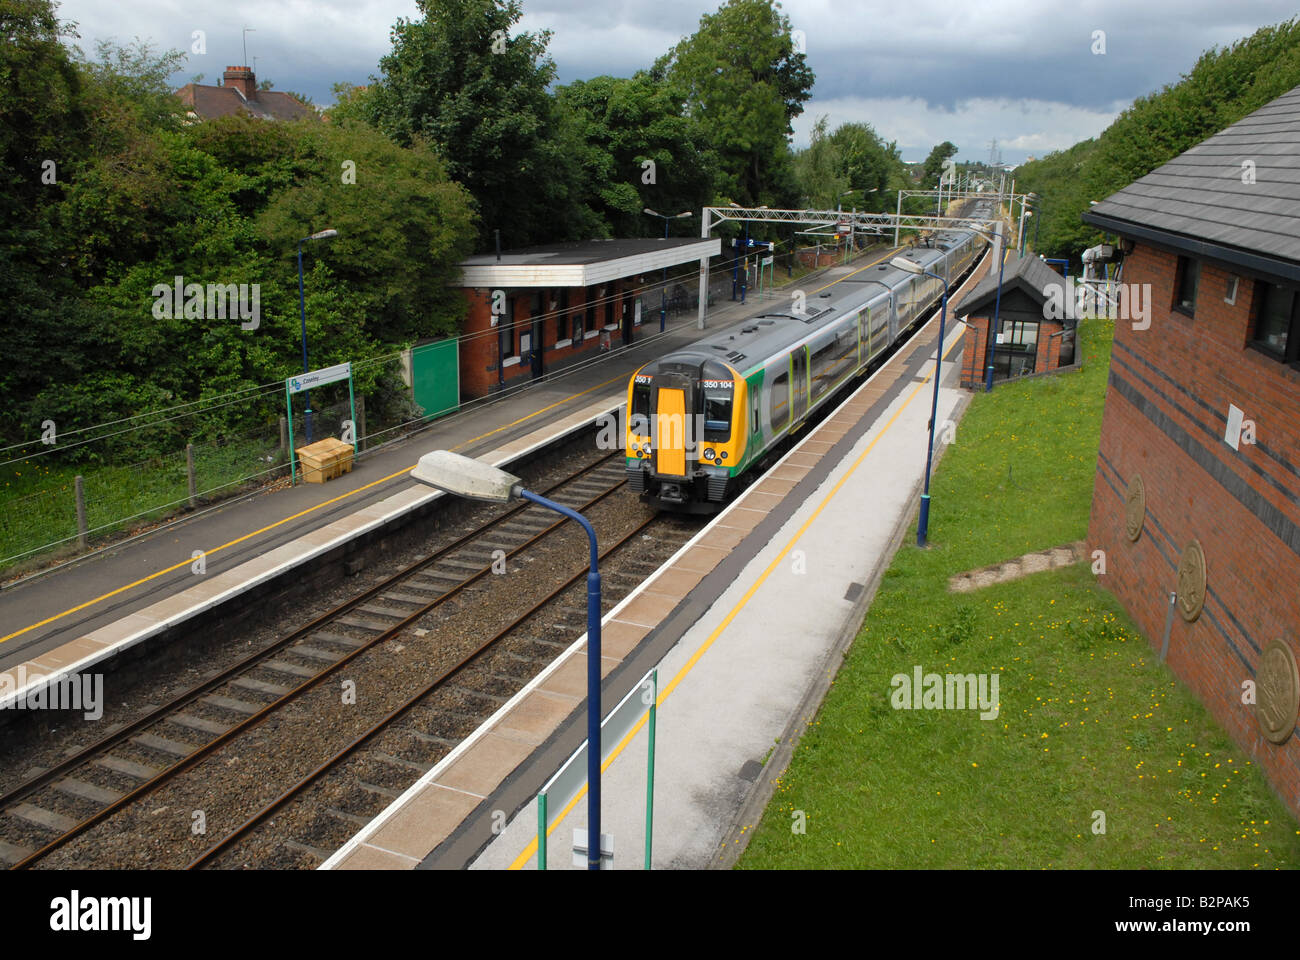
[190,509,695,868]
[1,450,640,869]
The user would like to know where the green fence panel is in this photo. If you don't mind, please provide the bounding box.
[411,339,460,421]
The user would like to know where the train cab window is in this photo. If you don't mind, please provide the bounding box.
[702,385,733,441]
[770,372,789,431]
[630,381,652,436]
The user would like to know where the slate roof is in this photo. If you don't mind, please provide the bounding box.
[1083,84,1300,281]
[460,237,710,267]
[176,83,316,122]
[961,252,1066,318]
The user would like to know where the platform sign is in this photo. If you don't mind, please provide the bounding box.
[284,362,357,485]
[536,667,657,870]
[287,362,351,395]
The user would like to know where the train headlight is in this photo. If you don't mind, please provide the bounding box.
[641,442,651,454]
[703,448,715,461]
[719,451,728,460]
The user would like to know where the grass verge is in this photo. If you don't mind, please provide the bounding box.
[737,318,1300,869]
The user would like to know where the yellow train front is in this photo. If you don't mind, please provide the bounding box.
[625,353,749,512]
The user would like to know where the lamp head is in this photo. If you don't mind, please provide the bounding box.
[411,450,522,503]
[890,257,922,275]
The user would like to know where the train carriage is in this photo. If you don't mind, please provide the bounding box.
[627,207,993,511]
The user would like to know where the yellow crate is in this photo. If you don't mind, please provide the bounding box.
[296,437,354,483]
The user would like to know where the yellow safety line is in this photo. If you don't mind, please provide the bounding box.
[4,246,906,648]
[1,374,626,646]
[510,325,966,869]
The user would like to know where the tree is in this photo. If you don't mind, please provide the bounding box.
[556,73,715,238]
[793,115,847,209]
[828,122,903,211]
[920,140,958,190]
[657,0,814,206]
[361,0,589,248]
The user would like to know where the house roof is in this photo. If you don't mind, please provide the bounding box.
[1082,83,1300,283]
[176,83,316,122]
[960,251,1066,317]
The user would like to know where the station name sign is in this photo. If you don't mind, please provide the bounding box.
[287,362,352,395]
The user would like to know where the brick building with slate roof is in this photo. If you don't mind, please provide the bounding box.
[1082,84,1300,817]
[456,237,720,397]
[957,252,1077,388]
[176,66,316,122]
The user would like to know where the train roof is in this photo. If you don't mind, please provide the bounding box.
[668,224,989,375]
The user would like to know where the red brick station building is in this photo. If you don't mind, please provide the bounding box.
[1084,85,1300,816]
[456,237,720,397]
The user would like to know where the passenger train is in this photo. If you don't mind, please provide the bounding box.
[625,202,994,511]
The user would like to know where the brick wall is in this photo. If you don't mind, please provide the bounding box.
[961,316,989,389]
[1035,318,1064,372]
[958,313,1066,389]
[458,281,632,398]
[797,248,843,270]
[1088,240,1300,817]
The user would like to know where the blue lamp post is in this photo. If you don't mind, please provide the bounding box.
[983,222,1007,393]
[409,450,605,869]
[644,209,693,332]
[890,256,948,548]
[297,228,338,443]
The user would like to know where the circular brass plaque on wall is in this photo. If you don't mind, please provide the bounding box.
[1257,640,1299,745]
[1124,475,1145,542]
[1176,540,1206,622]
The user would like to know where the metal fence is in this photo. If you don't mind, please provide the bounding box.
[0,388,397,575]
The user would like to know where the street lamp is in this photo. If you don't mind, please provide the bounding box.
[410,450,606,870]
[1017,193,1037,256]
[975,221,1009,393]
[298,228,338,443]
[890,255,948,548]
[644,209,693,332]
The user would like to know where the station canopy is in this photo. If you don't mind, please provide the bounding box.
[459,237,721,289]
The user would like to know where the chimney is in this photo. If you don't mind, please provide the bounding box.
[223,65,256,100]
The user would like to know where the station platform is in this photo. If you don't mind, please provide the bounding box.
[0,246,901,712]
[320,253,993,871]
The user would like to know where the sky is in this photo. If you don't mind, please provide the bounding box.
[51,0,1298,165]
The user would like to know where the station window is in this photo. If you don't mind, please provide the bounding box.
[572,312,584,341]
[770,371,789,431]
[811,338,836,395]
[1173,257,1199,316]
[1251,281,1300,364]
[530,290,543,315]
[499,325,515,361]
